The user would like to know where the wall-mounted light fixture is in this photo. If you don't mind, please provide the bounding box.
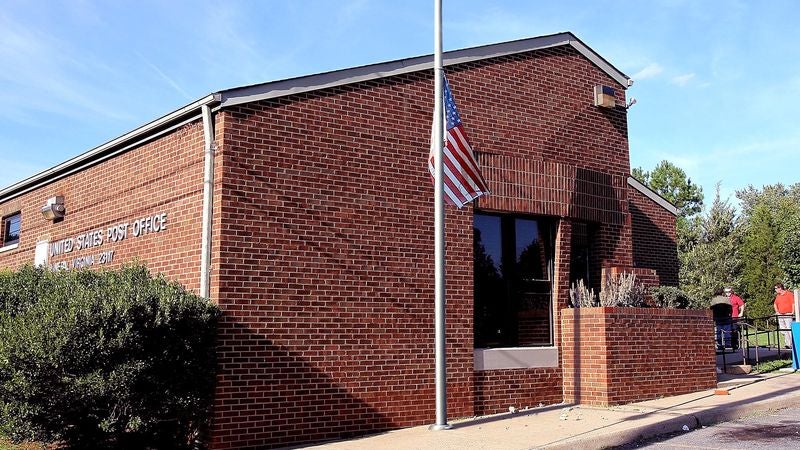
[41,196,66,221]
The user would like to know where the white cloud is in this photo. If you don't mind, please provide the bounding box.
[651,134,800,208]
[196,2,304,85]
[671,73,696,86]
[632,63,664,80]
[710,135,800,160]
[662,154,701,174]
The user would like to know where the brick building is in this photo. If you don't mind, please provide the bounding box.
[0,32,679,448]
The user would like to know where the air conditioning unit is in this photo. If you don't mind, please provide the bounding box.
[594,85,616,108]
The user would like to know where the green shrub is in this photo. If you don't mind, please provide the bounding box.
[649,285,693,309]
[0,264,219,449]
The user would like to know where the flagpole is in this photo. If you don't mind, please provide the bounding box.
[431,0,450,431]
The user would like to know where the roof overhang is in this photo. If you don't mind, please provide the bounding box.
[627,176,679,216]
[0,94,221,203]
[1,31,630,204]
[216,32,630,109]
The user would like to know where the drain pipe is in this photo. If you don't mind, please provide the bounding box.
[200,105,216,299]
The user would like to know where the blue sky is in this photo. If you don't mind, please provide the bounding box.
[1,0,798,210]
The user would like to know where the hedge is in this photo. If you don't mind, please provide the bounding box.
[0,264,219,449]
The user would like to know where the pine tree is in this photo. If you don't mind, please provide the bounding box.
[735,182,800,318]
[679,188,740,307]
[632,160,704,217]
[738,203,783,318]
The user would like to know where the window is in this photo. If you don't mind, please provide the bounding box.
[473,213,554,348]
[2,212,21,247]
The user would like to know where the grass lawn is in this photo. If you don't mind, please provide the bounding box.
[741,327,791,348]
[753,358,794,373]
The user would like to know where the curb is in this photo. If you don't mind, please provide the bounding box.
[540,413,696,450]
[541,380,800,449]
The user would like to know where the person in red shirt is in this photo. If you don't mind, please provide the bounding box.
[725,287,745,318]
[773,283,795,349]
[725,287,745,350]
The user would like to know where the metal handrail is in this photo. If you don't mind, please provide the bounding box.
[744,314,792,353]
[716,314,793,373]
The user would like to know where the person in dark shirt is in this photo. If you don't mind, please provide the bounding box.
[710,288,732,350]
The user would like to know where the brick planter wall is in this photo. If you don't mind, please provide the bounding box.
[561,307,717,406]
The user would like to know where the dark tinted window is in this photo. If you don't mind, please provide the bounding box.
[2,213,20,246]
[474,213,553,348]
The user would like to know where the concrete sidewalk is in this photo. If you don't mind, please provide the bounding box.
[298,370,800,450]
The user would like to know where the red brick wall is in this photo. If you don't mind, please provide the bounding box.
[474,368,562,415]
[458,48,630,177]
[456,45,638,425]
[211,46,636,448]
[211,74,475,448]
[561,307,717,406]
[553,220,573,327]
[0,121,208,290]
[628,186,679,286]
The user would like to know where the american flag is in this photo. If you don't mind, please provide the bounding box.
[429,76,489,208]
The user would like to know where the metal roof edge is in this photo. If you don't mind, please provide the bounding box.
[219,31,630,108]
[627,176,679,216]
[1,32,632,203]
[0,94,220,203]
[566,35,631,87]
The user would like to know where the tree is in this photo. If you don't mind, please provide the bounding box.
[632,160,704,217]
[0,265,219,448]
[633,160,705,258]
[737,183,800,219]
[678,188,741,307]
[735,183,800,317]
[781,213,800,287]
[738,203,783,318]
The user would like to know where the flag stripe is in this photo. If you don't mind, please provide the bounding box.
[429,155,470,205]
[445,127,487,192]
[444,143,487,199]
[449,126,484,183]
[442,146,477,197]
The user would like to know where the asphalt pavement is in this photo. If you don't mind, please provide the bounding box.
[612,405,800,449]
